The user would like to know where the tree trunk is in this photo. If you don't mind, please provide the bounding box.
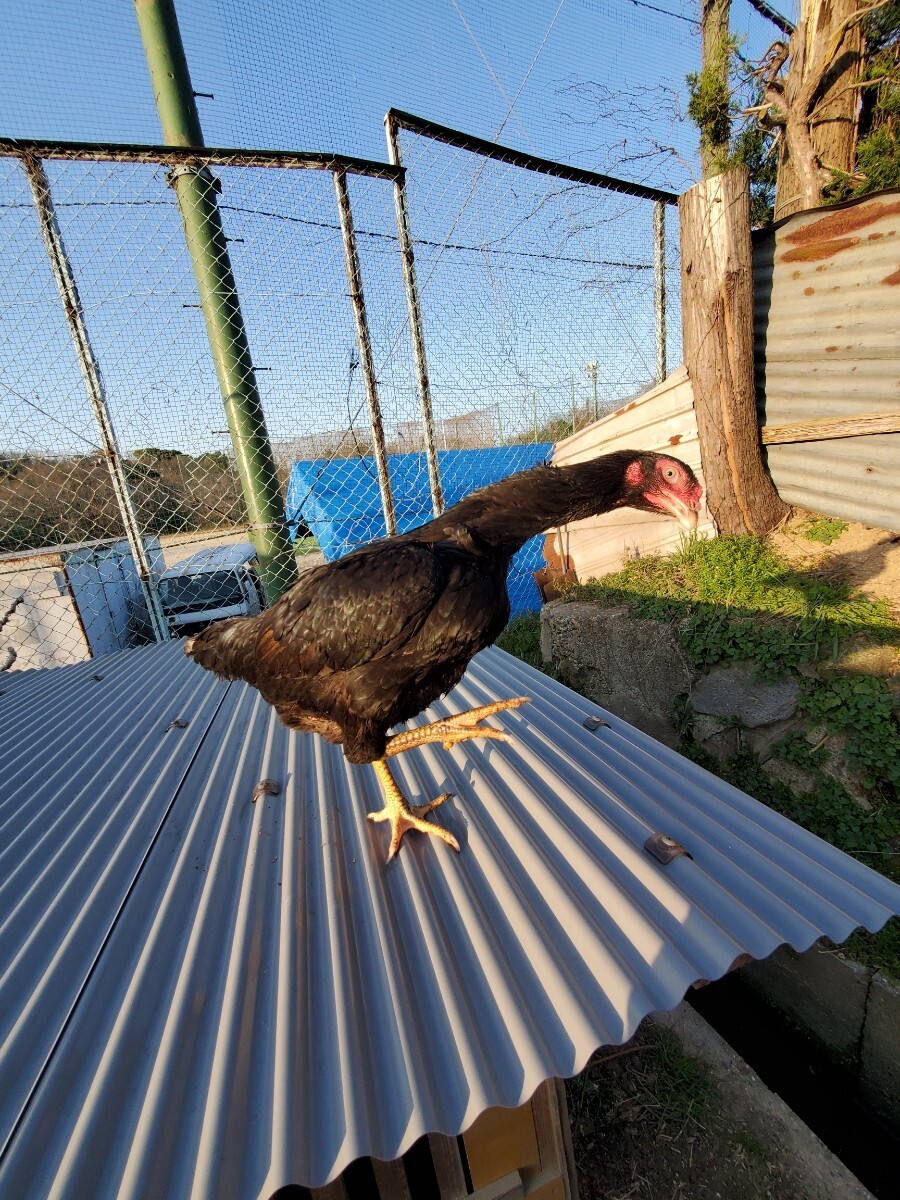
[774,0,863,220]
[699,0,733,177]
[680,167,791,534]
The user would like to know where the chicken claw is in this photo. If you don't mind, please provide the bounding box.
[385,696,531,757]
[368,759,460,861]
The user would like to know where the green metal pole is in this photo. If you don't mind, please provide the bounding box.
[134,0,297,602]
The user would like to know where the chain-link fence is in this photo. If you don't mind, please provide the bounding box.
[0,119,679,673]
[390,110,681,455]
[0,142,418,671]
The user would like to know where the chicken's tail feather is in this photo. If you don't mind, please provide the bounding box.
[183,616,259,684]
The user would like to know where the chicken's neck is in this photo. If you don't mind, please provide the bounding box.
[422,454,635,557]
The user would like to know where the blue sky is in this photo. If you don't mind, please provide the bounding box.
[0,0,793,464]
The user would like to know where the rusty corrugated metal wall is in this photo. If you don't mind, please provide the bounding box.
[753,190,900,532]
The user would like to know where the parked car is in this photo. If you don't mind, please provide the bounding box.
[158,542,265,636]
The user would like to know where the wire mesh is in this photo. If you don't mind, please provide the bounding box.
[0,123,683,672]
[0,148,417,671]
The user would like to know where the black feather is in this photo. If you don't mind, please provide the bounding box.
[184,449,699,763]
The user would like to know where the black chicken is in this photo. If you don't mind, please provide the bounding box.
[185,450,701,860]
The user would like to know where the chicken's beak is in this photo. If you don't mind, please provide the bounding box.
[660,494,700,531]
[676,503,700,532]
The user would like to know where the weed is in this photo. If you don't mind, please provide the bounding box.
[558,533,897,681]
[732,1130,767,1160]
[796,675,900,794]
[496,613,557,677]
[651,1028,715,1121]
[800,516,848,545]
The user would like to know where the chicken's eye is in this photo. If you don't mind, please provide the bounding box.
[664,467,676,480]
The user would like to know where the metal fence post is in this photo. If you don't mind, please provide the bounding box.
[384,113,444,516]
[333,170,397,537]
[134,0,297,603]
[21,155,170,645]
[653,200,667,385]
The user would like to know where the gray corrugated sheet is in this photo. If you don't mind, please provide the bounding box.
[753,189,900,532]
[1,642,899,1198]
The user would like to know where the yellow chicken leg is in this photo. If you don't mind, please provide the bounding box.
[368,698,531,861]
[367,759,459,861]
[384,696,531,757]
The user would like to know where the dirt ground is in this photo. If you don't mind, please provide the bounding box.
[771,510,900,615]
[566,1018,828,1200]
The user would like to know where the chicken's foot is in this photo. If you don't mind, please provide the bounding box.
[384,696,531,757]
[367,758,459,861]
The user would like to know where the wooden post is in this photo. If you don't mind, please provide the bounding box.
[679,167,790,535]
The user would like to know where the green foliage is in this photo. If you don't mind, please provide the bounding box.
[800,515,848,545]
[496,613,557,677]
[796,674,900,792]
[558,533,897,680]
[827,0,900,200]
[687,64,733,166]
[131,446,187,462]
[731,114,779,226]
[650,1028,715,1119]
[844,920,900,979]
[0,455,33,480]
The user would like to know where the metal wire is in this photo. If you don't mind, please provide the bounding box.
[0,131,681,672]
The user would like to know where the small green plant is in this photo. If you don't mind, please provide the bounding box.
[796,674,900,793]
[650,1029,715,1121]
[496,613,557,677]
[800,516,848,545]
[732,1130,766,1161]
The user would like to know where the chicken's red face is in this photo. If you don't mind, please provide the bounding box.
[622,453,703,529]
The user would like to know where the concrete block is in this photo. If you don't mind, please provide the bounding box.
[691,665,799,727]
[737,944,871,1067]
[860,971,900,1128]
[540,601,696,747]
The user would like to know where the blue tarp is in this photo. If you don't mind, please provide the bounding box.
[286,445,553,614]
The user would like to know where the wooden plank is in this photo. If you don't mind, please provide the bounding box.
[470,1169,525,1200]
[530,1081,564,1178]
[529,1080,580,1200]
[679,168,790,534]
[310,1176,349,1200]
[463,1101,541,1191]
[371,1157,412,1200]
[554,1079,580,1200]
[427,1133,469,1200]
[523,1171,566,1200]
[761,410,900,445]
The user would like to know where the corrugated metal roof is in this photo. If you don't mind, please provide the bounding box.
[550,368,715,580]
[752,190,900,531]
[2,641,899,1197]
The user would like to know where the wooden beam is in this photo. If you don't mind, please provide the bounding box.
[310,1177,349,1200]
[679,167,791,534]
[371,1157,412,1200]
[463,1100,540,1190]
[427,1133,469,1200]
[761,410,900,445]
[470,1169,525,1200]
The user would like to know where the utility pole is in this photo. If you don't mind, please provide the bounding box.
[133,0,297,602]
[585,360,599,422]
